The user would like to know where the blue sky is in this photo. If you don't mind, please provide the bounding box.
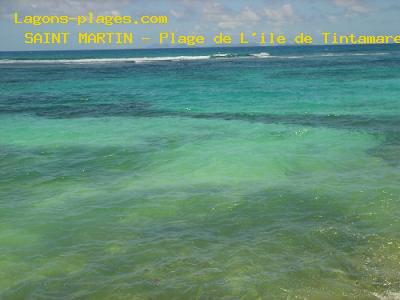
[0,0,399,50]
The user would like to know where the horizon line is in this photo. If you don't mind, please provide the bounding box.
[0,43,398,53]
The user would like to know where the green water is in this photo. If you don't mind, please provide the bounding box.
[0,46,400,299]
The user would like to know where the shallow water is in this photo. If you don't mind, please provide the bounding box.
[0,45,400,299]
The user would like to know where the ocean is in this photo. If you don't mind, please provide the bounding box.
[0,45,399,299]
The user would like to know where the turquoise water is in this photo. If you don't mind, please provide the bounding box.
[0,45,400,299]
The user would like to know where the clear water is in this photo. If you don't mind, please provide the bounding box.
[0,45,400,299]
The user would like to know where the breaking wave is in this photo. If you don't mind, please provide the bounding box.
[0,51,391,65]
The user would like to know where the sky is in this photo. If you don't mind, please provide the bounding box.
[0,0,399,50]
